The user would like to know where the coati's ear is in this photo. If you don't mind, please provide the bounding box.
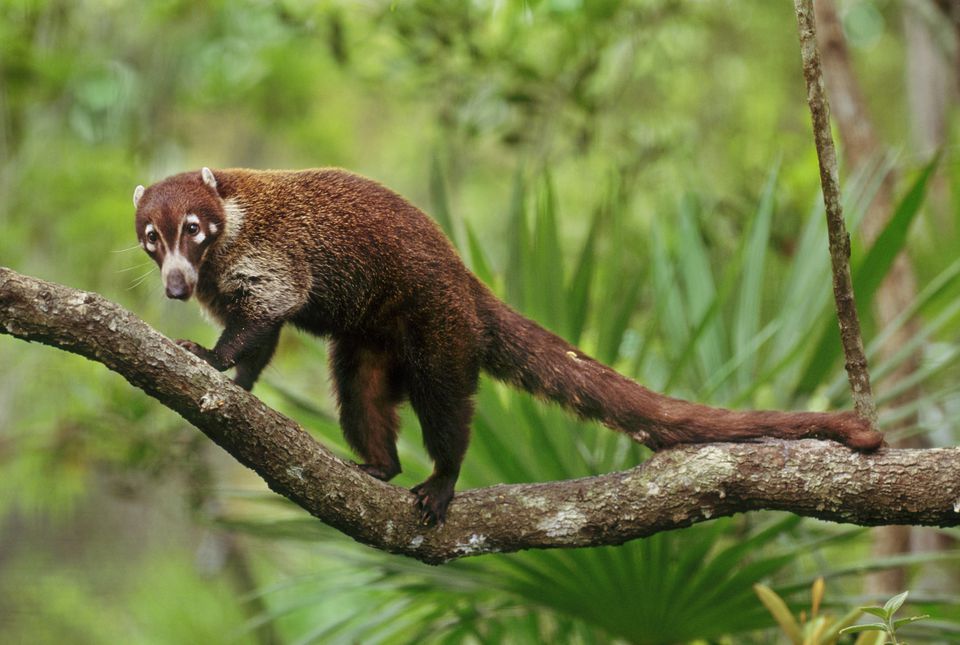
[133,185,145,208]
[201,167,217,191]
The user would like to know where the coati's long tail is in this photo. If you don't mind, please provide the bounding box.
[474,283,882,451]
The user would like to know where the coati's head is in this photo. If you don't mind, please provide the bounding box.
[134,167,226,300]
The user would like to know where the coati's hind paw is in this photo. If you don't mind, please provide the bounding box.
[411,475,456,526]
[358,462,401,482]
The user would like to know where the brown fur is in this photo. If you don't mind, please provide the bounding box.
[134,168,883,524]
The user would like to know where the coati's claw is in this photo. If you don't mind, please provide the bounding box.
[411,477,455,526]
[176,339,223,370]
[176,339,208,358]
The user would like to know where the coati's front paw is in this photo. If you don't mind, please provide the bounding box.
[176,339,221,368]
[411,475,456,526]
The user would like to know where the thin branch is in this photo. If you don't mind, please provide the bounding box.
[814,0,931,597]
[794,0,878,425]
[2,268,959,563]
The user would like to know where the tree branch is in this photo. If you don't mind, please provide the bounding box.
[794,0,878,425]
[2,267,959,564]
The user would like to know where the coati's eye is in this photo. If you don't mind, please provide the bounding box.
[146,230,159,244]
[185,222,200,236]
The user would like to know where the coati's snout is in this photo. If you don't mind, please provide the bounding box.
[165,277,191,300]
[162,256,196,300]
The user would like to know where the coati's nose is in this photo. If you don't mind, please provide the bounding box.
[165,270,193,300]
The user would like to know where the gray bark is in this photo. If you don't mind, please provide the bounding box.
[2,267,960,564]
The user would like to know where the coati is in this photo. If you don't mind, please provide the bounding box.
[133,167,883,524]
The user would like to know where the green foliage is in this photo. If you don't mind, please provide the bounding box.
[755,578,866,645]
[840,591,930,645]
[0,546,257,645]
[798,155,942,395]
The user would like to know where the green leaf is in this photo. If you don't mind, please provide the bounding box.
[860,606,890,620]
[855,152,941,313]
[892,614,929,629]
[689,515,801,594]
[464,220,495,286]
[675,193,727,385]
[505,168,528,309]
[525,171,564,329]
[804,614,828,645]
[822,607,867,643]
[596,270,643,365]
[564,202,603,345]
[824,255,960,401]
[661,285,724,394]
[796,154,939,393]
[733,161,777,390]
[471,406,531,484]
[883,590,909,615]
[839,623,888,635]
[649,217,690,364]
[429,152,456,239]
[754,583,803,644]
[854,631,887,645]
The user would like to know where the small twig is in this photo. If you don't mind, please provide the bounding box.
[794,0,879,426]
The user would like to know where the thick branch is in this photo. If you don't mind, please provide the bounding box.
[794,0,878,424]
[2,267,959,564]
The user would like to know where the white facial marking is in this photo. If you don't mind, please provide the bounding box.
[201,167,217,190]
[208,222,218,234]
[144,223,157,252]
[172,215,183,250]
[133,185,145,208]
[161,250,198,286]
[184,213,206,243]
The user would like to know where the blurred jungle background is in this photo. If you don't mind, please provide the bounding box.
[2,0,960,643]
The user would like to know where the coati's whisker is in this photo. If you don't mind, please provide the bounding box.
[116,260,154,273]
[127,267,156,290]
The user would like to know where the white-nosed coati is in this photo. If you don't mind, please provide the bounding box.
[133,167,883,524]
